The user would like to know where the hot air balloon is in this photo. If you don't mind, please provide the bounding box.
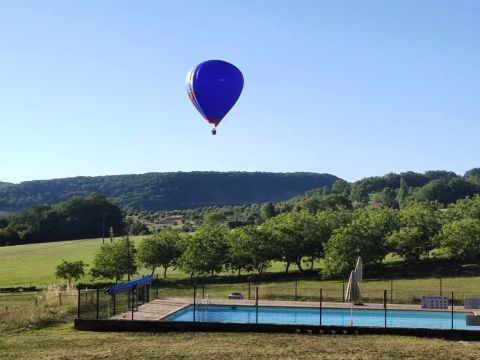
[186,60,244,135]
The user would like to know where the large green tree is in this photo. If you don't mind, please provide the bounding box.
[137,230,182,278]
[226,225,273,275]
[437,218,480,261]
[387,202,442,262]
[179,224,229,277]
[91,237,137,282]
[262,210,324,273]
[324,208,398,276]
[446,194,480,222]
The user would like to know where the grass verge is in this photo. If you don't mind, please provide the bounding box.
[1,324,480,359]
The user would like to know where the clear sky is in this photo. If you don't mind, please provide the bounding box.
[1,0,479,184]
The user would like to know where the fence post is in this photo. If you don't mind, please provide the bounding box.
[342,281,345,302]
[390,280,393,304]
[113,295,116,315]
[156,285,159,300]
[383,290,387,328]
[451,291,454,330]
[248,282,251,300]
[193,285,196,322]
[77,285,81,319]
[59,293,62,305]
[35,298,38,308]
[440,278,443,296]
[294,280,298,301]
[96,288,100,320]
[202,284,205,299]
[319,288,322,326]
[255,287,259,324]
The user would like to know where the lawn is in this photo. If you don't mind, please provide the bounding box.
[1,324,480,359]
[0,236,294,288]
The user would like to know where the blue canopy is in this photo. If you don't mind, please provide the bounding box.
[107,275,154,296]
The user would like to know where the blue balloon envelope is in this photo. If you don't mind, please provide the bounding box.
[186,60,244,128]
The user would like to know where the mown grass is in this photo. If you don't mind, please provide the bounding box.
[0,236,302,288]
[1,324,480,360]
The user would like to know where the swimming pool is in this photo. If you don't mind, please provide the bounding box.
[164,305,480,331]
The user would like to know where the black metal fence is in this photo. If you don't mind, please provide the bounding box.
[77,284,152,320]
[76,279,480,331]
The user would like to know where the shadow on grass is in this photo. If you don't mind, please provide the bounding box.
[365,259,480,281]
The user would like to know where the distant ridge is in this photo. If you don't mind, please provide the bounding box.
[0,172,339,212]
[0,182,13,189]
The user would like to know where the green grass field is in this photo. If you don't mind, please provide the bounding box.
[0,237,292,288]
[1,324,480,360]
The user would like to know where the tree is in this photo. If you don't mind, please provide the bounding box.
[137,230,181,278]
[126,216,150,235]
[226,225,273,275]
[415,178,478,205]
[396,178,409,209]
[179,224,229,277]
[437,218,480,261]
[372,187,398,208]
[464,168,480,186]
[331,179,351,195]
[262,211,324,273]
[446,195,480,222]
[387,202,442,262]
[56,193,125,240]
[91,237,137,282]
[260,202,276,221]
[350,183,369,206]
[386,227,424,263]
[323,208,398,276]
[55,260,86,286]
[295,194,352,213]
[203,211,226,225]
[5,193,125,245]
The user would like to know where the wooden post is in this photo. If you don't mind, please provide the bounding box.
[294,280,298,301]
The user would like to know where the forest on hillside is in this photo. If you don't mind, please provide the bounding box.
[0,172,338,212]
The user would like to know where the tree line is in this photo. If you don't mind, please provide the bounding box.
[0,193,125,245]
[60,194,480,284]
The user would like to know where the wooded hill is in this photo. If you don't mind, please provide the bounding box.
[0,172,339,212]
[0,182,12,190]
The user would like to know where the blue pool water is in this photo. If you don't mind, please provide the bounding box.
[163,305,480,331]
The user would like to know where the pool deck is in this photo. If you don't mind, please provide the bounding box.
[111,297,470,321]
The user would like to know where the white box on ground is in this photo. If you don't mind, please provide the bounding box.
[464,299,480,309]
[421,295,448,309]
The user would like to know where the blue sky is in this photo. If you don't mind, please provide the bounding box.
[1,0,479,184]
